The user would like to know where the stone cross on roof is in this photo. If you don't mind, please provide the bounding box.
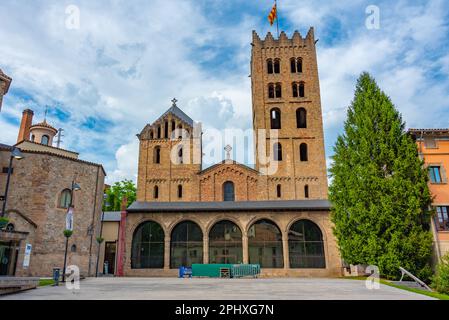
[171,98,178,107]
[224,145,232,160]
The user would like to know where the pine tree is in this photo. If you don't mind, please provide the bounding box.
[329,72,433,280]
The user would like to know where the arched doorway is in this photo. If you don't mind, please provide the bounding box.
[288,220,325,268]
[248,219,283,268]
[170,220,203,268]
[209,220,243,264]
[131,221,165,268]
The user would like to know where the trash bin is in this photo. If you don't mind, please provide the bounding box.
[52,268,60,286]
[104,261,109,275]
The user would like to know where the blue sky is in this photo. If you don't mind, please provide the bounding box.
[0,0,448,183]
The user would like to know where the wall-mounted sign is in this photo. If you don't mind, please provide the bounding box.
[66,206,74,231]
[23,243,32,268]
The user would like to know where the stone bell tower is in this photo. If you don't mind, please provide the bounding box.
[251,28,328,200]
[0,69,12,111]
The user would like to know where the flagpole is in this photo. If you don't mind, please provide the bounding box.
[276,0,279,38]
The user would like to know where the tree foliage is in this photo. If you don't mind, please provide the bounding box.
[432,253,449,294]
[329,72,433,280]
[103,180,136,211]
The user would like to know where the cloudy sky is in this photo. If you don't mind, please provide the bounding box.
[0,0,448,184]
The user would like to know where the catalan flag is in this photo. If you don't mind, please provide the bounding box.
[268,3,277,26]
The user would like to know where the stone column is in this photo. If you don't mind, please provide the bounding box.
[242,233,249,264]
[282,231,289,270]
[164,235,170,270]
[203,235,209,264]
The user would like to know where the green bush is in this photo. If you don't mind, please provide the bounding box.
[432,254,449,294]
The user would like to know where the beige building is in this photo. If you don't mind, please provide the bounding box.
[0,109,106,277]
[409,129,449,262]
[119,29,342,277]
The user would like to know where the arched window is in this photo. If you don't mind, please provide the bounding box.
[154,147,161,164]
[299,82,305,97]
[268,83,275,98]
[296,108,307,128]
[157,126,161,139]
[59,189,72,208]
[300,143,308,162]
[178,147,183,164]
[31,135,35,142]
[292,82,298,97]
[131,221,164,268]
[149,130,154,139]
[273,143,282,161]
[296,58,303,73]
[290,57,296,73]
[154,186,159,199]
[170,221,203,268]
[164,121,169,138]
[273,59,280,74]
[289,220,325,268]
[276,184,281,198]
[209,220,243,264]
[304,185,309,198]
[41,135,49,145]
[178,185,183,198]
[171,120,176,131]
[223,181,235,201]
[270,108,281,129]
[248,219,284,268]
[291,57,303,73]
[267,59,273,74]
[178,124,183,139]
[5,223,15,232]
[275,83,282,98]
[71,244,77,252]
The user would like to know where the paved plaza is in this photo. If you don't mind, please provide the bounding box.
[0,277,434,300]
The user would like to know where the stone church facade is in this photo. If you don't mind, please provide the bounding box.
[120,28,342,277]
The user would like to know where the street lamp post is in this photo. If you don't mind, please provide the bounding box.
[1,147,24,218]
[62,180,80,282]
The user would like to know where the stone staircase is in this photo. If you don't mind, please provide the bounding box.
[0,277,40,295]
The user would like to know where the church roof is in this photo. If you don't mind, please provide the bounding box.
[199,160,259,175]
[127,200,331,213]
[154,100,194,127]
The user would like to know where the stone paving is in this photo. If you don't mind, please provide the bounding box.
[0,277,435,300]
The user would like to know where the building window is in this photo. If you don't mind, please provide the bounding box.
[289,220,325,268]
[149,130,154,139]
[424,138,437,149]
[41,135,49,145]
[157,126,161,139]
[223,181,235,201]
[170,221,203,268]
[154,186,159,199]
[31,135,35,142]
[268,83,282,99]
[71,244,77,253]
[2,167,13,174]
[296,108,307,128]
[273,143,282,161]
[300,143,308,162]
[209,220,243,264]
[59,189,72,208]
[276,184,281,198]
[429,166,443,183]
[267,59,273,74]
[270,108,281,129]
[248,219,284,268]
[291,57,303,73]
[164,121,169,138]
[177,147,183,164]
[178,185,183,198]
[131,221,164,268]
[436,206,449,231]
[298,82,305,97]
[171,120,176,132]
[292,82,305,98]
[273,59,280,74]
[5,223,14,232]
[304,185,309,198]
[154,147,161,164]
